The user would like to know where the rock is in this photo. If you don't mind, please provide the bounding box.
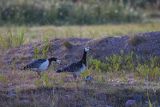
[19,99,30,104]
[3,32,160,69]
[85,75,93,81]
[7,89,16,98]
[106,105,112,107]
[133,94,143,102]
[125,99,136,107]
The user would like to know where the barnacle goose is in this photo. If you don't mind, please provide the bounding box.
[56,47,90,79]
[23,57,61,76]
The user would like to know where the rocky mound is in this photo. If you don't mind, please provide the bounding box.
[3,31,160,70]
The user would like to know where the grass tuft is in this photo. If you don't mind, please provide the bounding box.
[63,41,73,49]
[0,30,25,50]
[128,34,146,46]
[33,38,50,59]
[89,53,160,81]
[0,74,8,84]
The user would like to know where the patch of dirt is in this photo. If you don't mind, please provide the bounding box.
[0,86,160,107]
[2,31,160,70]
[1,31,160,107]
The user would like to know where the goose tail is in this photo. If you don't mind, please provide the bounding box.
[23,65,29,70]
[56,69,63,73]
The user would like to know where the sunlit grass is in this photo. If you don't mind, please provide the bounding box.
[0,23,160,106]
[1,65,160,106]
[0,29,25,50]
[29,23,160,39]
[0,23,159,44]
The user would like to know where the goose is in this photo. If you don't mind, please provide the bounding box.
[56,47,90,79]
[23,57,61,77]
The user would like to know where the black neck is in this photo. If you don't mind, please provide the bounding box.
[80,50,87,65]
[48,57,57,65]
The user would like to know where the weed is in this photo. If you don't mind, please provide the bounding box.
[63,41,73,49]
[0,23,159,43]
[0,30,25,50]
[89,53,160,81]
[136,64,150,78]
[34,79,42,87]
[147,87,153,107]
[33,47,40,59]
[81,69,91,78]
[88,58,103,72]
[42,38,50,58]
[136,61,160,80]
[0,0,146,25]
[33,38,50,59]
[0,74,8,84]
[97,75,106,83]
[106,55,123,72]
[122,52,135,71]
[128,34,146,46]
[41,73,52,87]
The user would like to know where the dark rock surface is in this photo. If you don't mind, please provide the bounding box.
[3,31,160,69]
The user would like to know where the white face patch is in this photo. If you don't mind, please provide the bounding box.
[39,60,49,71]
[56,59,61,64]
[84,47,90,52]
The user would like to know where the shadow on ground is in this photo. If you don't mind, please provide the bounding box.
[1,85,160,107]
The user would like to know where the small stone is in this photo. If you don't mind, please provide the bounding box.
[20,99,30,104]
[106,105,112,107]
[133,94,143,102]
[85,75,93,82]
[125,99,136,107]
[7,90,16,98]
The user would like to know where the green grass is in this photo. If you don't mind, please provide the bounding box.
[0,74,8,84]
[0,23,160,106]
[0,0,159,25]
[0,29,25,50]
[0,0,147,25]
[1,68,160,107]
[89,53,160,81]
[33,38,50,59]
[0,23,159,47]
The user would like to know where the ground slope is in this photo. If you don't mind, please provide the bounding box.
[1,31,160,107]
[3,31,160,70]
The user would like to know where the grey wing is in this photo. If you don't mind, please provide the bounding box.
[63,62,83,72]
[25,59,46,69]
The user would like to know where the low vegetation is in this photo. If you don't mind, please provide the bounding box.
[0,30,25,50]
[0,23,160,50]
[89,53,160,81]
[0,0,159,25]
[33,38,50,59]
[0,23,160,106]
[63,41,73,49]
[128,34,146,46]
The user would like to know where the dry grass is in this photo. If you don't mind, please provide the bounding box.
[128,35,146,46]
[0,69,160,107]
[63,41,73,49]
[0,23,159,44]
[0,23,160,106]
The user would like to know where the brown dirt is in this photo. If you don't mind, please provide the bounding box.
[2,31,160,70]
[1,31,160,107]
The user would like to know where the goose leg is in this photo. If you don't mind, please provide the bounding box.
[37,72,41,78]
[73,73,78,80]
